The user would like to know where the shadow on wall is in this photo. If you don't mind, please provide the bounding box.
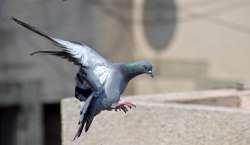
[143,0,177,51]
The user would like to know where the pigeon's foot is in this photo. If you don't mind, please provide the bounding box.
[114,100,136,113]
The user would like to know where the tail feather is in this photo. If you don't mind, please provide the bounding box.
[73,122,84,140]
[73,111,94,140]
[85,116,94,132]
[73,93,96,140]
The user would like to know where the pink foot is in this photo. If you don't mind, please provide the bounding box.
[115,100,136,113]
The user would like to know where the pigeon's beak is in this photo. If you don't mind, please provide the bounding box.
[147,70,154,78]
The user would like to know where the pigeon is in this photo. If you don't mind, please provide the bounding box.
[12,17,154,140]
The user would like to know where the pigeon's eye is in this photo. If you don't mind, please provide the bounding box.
[143,66,148,70]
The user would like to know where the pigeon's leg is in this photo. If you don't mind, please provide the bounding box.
[114,100,136,113]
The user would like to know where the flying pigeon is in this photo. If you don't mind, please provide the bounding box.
[12,17,154,140]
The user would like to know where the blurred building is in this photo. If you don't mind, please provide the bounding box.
[132,0,250,94]
[0,0,250,145]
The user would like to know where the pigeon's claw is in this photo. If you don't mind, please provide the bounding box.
[114,101,136,113]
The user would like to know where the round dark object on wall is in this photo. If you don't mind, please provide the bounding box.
[143,0,177,51]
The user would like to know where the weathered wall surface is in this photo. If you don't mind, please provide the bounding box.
[127,89,247,108]
[61,97,250,145]
[132,0,250,94]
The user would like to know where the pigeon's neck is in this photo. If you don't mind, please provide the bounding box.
[120,62,144,80]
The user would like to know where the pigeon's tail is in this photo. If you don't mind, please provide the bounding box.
[12,17,60,46]
[74,123,84,140]
[85,115,94,132]
[73,94,96,140]
[73,113,94,140]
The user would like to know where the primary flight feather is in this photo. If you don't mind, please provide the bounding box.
[12,17,154,140]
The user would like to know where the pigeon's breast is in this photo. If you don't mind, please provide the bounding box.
[101,70,127,108]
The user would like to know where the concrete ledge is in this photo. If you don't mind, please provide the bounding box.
[125,89,250,107]
[61,98,250,145]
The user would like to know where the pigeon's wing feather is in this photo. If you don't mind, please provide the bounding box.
[13,17,112,86]
[12,17,109,66]
[50,39,112,85]
[75,72,93,101]
[49,38,110,67]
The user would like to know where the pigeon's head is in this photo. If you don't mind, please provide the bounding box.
[123,60,154,79]
[138,60,154,78]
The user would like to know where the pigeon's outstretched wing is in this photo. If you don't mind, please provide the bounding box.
[12,17,110,70]
[12,17,112,85]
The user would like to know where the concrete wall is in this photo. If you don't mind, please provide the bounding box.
[132,0,250,94]
[127,89,247,108]
[0,80,43,145]
[61,97,250,145]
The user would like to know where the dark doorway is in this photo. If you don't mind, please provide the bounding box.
[0,106,19,145]
[43,104,61,145]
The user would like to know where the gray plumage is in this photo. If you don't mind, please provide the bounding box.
[12,17,154,140]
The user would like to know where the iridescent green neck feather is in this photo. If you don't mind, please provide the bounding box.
[121,61,144,80]
[120,60,153,81]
